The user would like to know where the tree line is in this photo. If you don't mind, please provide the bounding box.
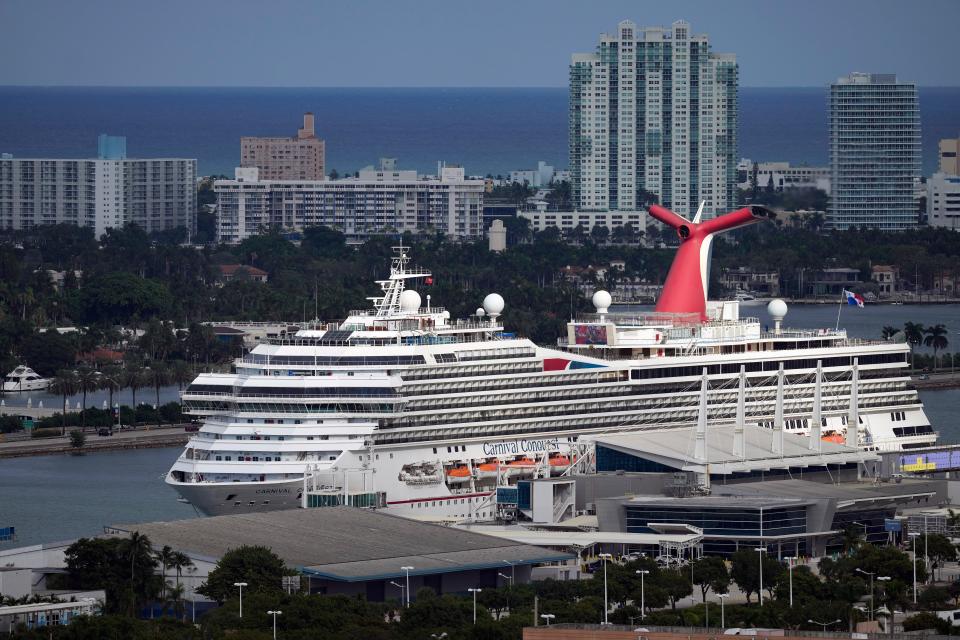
[17,527,960,639]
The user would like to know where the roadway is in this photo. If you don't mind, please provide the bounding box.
[0,424,191,458]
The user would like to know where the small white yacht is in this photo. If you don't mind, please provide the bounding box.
[2,366,52,392]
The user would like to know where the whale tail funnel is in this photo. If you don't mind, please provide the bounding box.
[650,204,776,321]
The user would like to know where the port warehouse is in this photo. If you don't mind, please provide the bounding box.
[104,508,574,601]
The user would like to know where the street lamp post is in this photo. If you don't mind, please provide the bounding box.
[877,576,892,618]
[785,556,797,607]
[636,569,650,619]
[401,566,414,608]
[389,581,405,605]
[755,547,766,607]
[599,553,613,624]
[809,618,842,632]
[233,582,247,618]
[266,610,281,640]
[467,588,482,624]
[909,531,920,603]
[499,572,514,615]
[718,593,728,629]
[856,568,877,620]
[540,613,555,626]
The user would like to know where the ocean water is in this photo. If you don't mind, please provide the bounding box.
[0,87,956,177]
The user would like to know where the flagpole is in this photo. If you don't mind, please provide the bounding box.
[835,292,844,332]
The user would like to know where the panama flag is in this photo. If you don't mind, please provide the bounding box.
[843,289,865,308]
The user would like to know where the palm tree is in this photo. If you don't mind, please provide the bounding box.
[169,360,194,396]
[155,544,175,602]
[145,363,170,428]
[924,324,950,371]
[903,322,926,370]
[48,370,79,435]
[170,550,193,587]
[124,366,148,419]
[881,325,899,340]
[100,365,122,423]
[125,531,154,616]
[75,367,101,431]
[165,583,186,620]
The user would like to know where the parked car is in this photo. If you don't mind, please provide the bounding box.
[97,428,113,437]
[184,423,200,432]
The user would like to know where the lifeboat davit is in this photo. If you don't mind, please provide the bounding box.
[476,461,500,480]
[446,466,472,484]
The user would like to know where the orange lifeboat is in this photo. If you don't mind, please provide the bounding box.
[822,433,845,444]
[476,461,500,480]
[505,458,536,477]
[446,466,472,484]
[549,455,572,473]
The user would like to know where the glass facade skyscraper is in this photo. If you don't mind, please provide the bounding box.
[569,20,738,219]
[829,73,921,230]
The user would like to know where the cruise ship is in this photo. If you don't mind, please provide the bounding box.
[166,204,936,516]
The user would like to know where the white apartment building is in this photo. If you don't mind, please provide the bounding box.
[570,19,739,218]
[519,209,646,234]
[736,159,831,194]
[829,73,921,230]
[0,136,196,237]
[927,173,960,230]
[215,166,484,244]
[509,161,566,187]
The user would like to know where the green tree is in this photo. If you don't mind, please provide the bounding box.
[48,369,79,435]
[100,365,123,421]
[659,569,693,610]
[145,363,170,427]
[197,545,288,603]
[881,325,899,340]
[691,556,730,602]
[926,534,957,581]
[155,544,176,602]
[924,324,950,370]
[75,366,102,430]
[69,429,85,453]
[16,331,77,376]
[903,322,926,369]
[123,365,149,418]
[63,536,160,617]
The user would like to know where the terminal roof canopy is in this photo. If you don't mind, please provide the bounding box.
[110,508,571,582]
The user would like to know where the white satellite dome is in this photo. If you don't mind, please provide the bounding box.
[399,289,422,313]
[766,298,788,321]
[483,293,505,316]
[592,290,612,314]
[476,307,486,317]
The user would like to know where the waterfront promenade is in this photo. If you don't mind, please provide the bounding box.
[0,424,189,459]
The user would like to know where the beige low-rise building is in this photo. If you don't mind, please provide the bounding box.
[241,113,325,181]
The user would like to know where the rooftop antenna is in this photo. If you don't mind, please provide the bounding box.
[772,363,785,455]
[733,365,746,459]
[694,367,708,462]
[846,358,859,448]
[809,360,823,451]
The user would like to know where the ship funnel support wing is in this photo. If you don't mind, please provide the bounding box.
[648,204,776,321]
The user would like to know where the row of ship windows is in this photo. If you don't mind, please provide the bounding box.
[629,353,905,380]
[186,385,397,397]
[212,455,337,461]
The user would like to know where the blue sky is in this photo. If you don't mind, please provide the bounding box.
[2,0,958,87]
